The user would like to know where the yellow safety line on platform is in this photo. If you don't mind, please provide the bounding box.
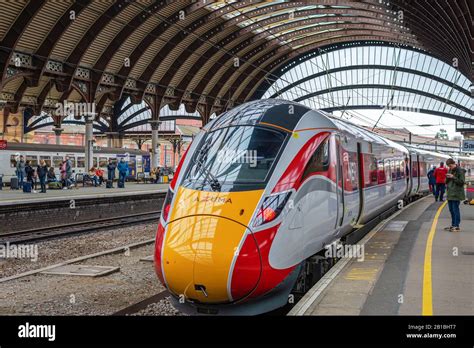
[422,201,447,316]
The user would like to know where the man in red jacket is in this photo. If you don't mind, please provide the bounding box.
[434,161,448,201]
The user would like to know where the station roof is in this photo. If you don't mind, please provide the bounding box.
[0,0,472,132]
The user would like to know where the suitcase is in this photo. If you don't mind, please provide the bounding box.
[48,181,62,189]
[106,180,113,189]
[23,182,32,193]
[118,181,124,188]
[10,177,19,190]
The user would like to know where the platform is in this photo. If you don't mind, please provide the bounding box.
[0,183,168,206]
[290,197,474,315]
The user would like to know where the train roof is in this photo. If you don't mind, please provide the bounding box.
[321,112,409,154]
[405,146,450,158]
[3,142,148,155]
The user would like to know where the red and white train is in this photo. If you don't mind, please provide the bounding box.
[154,99,474,315]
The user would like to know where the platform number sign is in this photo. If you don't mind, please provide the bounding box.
[0,140,6,150]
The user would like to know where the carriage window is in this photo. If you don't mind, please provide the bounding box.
[93,157,98,168]
[77,157,85,168]
[302,137,330,180]
[53,156,63,168]
[26,155,38,166]
[99,157,108,168]
[377,160,385,184]
[10,155,17,168]
[40,156,51,167]
[364,154,378,187]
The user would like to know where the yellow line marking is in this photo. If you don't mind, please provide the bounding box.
[422,201,447,316]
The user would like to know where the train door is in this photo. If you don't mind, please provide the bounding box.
[355,142,364,226]
[415,154,421,193]
[334,135,345,228]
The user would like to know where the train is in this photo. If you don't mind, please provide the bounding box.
[153,99,474,315]
[0,143,150,182]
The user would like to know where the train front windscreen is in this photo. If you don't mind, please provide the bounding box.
[182,126,286,191]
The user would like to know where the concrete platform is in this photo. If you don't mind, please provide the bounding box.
[0,182,168,206]
[291,197,474,315]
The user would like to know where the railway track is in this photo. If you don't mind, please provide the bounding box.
[0,211,161,244]
[113,290,170,315]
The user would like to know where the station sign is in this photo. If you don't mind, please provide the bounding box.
[0,140,7,150]
[462,140,474,151]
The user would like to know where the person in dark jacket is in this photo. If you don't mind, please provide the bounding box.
[107,159,116,182]
[444,158,466,232]
[117,158,128,188]
[37,159,48,193]
[47,167,57,183]
[24,161,35,192]
[427,166,436,197]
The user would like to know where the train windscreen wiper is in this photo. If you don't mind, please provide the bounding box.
[193,148,221,191]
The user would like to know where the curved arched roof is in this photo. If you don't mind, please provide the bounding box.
[0,0,471,131]
[256,44,472,123]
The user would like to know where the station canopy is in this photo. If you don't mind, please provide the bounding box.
[0,0,472,135]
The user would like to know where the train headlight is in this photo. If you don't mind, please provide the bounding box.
[253,191,291,227]
[162,189,174,222]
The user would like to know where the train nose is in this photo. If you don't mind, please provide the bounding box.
[160,216,261,303]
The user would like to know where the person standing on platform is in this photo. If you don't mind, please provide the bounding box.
[434,161,448,201]
[427,165,436,197]
[24,160,35,193]
[117,158,128,188]
[16,155,26,188]
[37,159,48,193]
[65,156,73,188]
[107,159,116,183]
[444,158,466,232]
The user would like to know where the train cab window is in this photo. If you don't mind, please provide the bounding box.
[40,156,51,167]
[26,155,38,166]
[99,157,108,168]
[53,156,63,168]
[302,138,330,180]
[77,157,85,168]
[184,126,287,191]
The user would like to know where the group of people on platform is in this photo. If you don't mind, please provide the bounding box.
[14,154,173,193]
[427,159,466,232]
[14,156,130,193]
[15,155,73,193]
[87,158,129,188]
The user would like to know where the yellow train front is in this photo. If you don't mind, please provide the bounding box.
[153,100,315,315]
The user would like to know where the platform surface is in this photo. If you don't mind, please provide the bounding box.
[298,197,474,315]
[0,183,168,205]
